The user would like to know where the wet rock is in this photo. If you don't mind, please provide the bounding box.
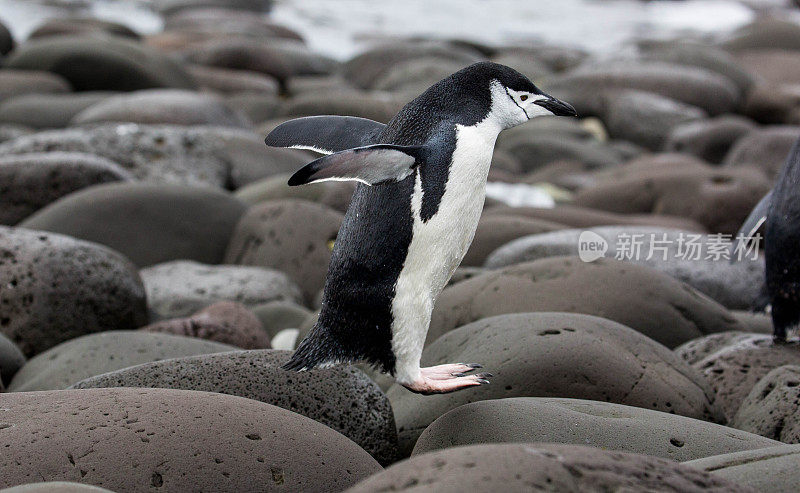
[548,61,741,116]
[0,124,235,187]
[0,152,133,225]
[483,203,706,231]
[686,333,800,420]
[0,388,380,491]
[389,312,722,452]
[224,199,344,302]
[141,302,270,349]
[574,164,771,234]
[432,256,743,348]
[234,174,356,212]
[181,38,336,89]
[414,398,778,460]
[278,90,404,123]
[341,41,483,89]
[0,227,148,357]
[28,18,140,40]
[345,443,748,492]
[664,115,755,164]
[684,444,800,493]
[484,226,766,310]
[461,214,565,266]
[723,125,800,177]
[72,349,398,465]
[732,365,800,442]
[250,301,312,337]
[7,331,235,391]
[187,64,279,94]
[20,183,246,267]
[5,36,196,91]
[141,260,302,319]
[0,333,25,387]
[0,70,71,102]
[603,90,707,150]
[71,89,250,127]
[0,92,117,129]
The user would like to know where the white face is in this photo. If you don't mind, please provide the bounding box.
[488,80,558,129]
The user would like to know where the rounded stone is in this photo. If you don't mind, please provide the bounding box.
[664,115,755,164]
[734,49,800,86]
[0,152,134,225]
[484,226,766,310]
[250,301,312,337]
[345,443,750,493]
[0,124,235,187]
[0,20,12,55]
[71,89,250,127]
[187,64,279,94]
[723,125,800,177]
[547,61,741,117]
[674,331,759,365]
[372,58,471,96]
[0,227,148,357]
[224,199,344,302]
[686,333,800,420]
[72,349,399,465]
[0,388,380,492]
[20,183,247,267]
[141,302,270,349]
[414,398,778,460]
[574,165,771,234]
[0,333,25,386]
[741,83,800,125]
[722,17,800,52]
[4,36,196,91]
[732,365,800,442]
[7,331,235,392]
[0,482,115,493]
[141,260,302,319]
[498,133,624,172]
[0,70,71,102]
[234,174,356,212]
[278,90,404,123]
[0,92,117,129]
[389,312,721,452]
[429,256,743,349]
[28,18,140,41]
[461,214,565,266]
[224,92,281,123]
[603,90,707,150]
[684,444,800,493]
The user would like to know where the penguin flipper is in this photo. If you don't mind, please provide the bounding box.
[265,115,386,154]
[287,144,426,186]
[730,190,772,262]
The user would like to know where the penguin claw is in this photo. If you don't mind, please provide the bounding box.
[465,363,483,369]
[402,363,491,394]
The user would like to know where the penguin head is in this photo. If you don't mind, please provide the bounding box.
[481,62,578,128]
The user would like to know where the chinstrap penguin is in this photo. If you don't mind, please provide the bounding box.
[266,62,577,393]
[734,134,800,343]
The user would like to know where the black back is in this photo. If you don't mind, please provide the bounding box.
[284,63,540,372]
[766,134,800,339]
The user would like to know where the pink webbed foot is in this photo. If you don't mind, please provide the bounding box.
[401,363,492,395]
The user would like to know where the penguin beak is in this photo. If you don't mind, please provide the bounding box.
[534,95,578,117]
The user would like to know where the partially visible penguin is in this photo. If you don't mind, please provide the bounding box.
[265,62,577,393]
[734,134,800,342]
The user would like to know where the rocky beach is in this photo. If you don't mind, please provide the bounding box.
[1,0,800,491]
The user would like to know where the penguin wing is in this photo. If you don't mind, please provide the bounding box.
[730,189,772,262]
[265,116,386,154]
[288,144,425,186]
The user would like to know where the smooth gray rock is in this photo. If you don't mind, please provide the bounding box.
[0,227,148,357]
[142,260,302,319]
[723,125,800,177]
[0,482,114,493]
[684,444,800,493]
[732,365,800,443]
[20,183,247,267]
[8,331,235,391]
[676,331,762,365]
[0,333,25,386]
[430,256,743,349]
[250,301,312,337]
[389,312,722,453]
[278,90,404,123]
[0,92,117,129]
[345,443,752,493]
[665,115,755,163]
[414,398,778,460]
[72,349,399,465]
[0,388,380,492]
[0,152,133,225]
[484,226,765,310]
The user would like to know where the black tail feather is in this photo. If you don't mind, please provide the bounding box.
[282,323,348,371]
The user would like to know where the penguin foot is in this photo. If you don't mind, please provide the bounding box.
[401,363,491,394]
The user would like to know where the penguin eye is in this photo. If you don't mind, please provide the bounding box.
[520,94,529,101]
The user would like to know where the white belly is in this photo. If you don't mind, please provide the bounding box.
[390,121,499,382]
